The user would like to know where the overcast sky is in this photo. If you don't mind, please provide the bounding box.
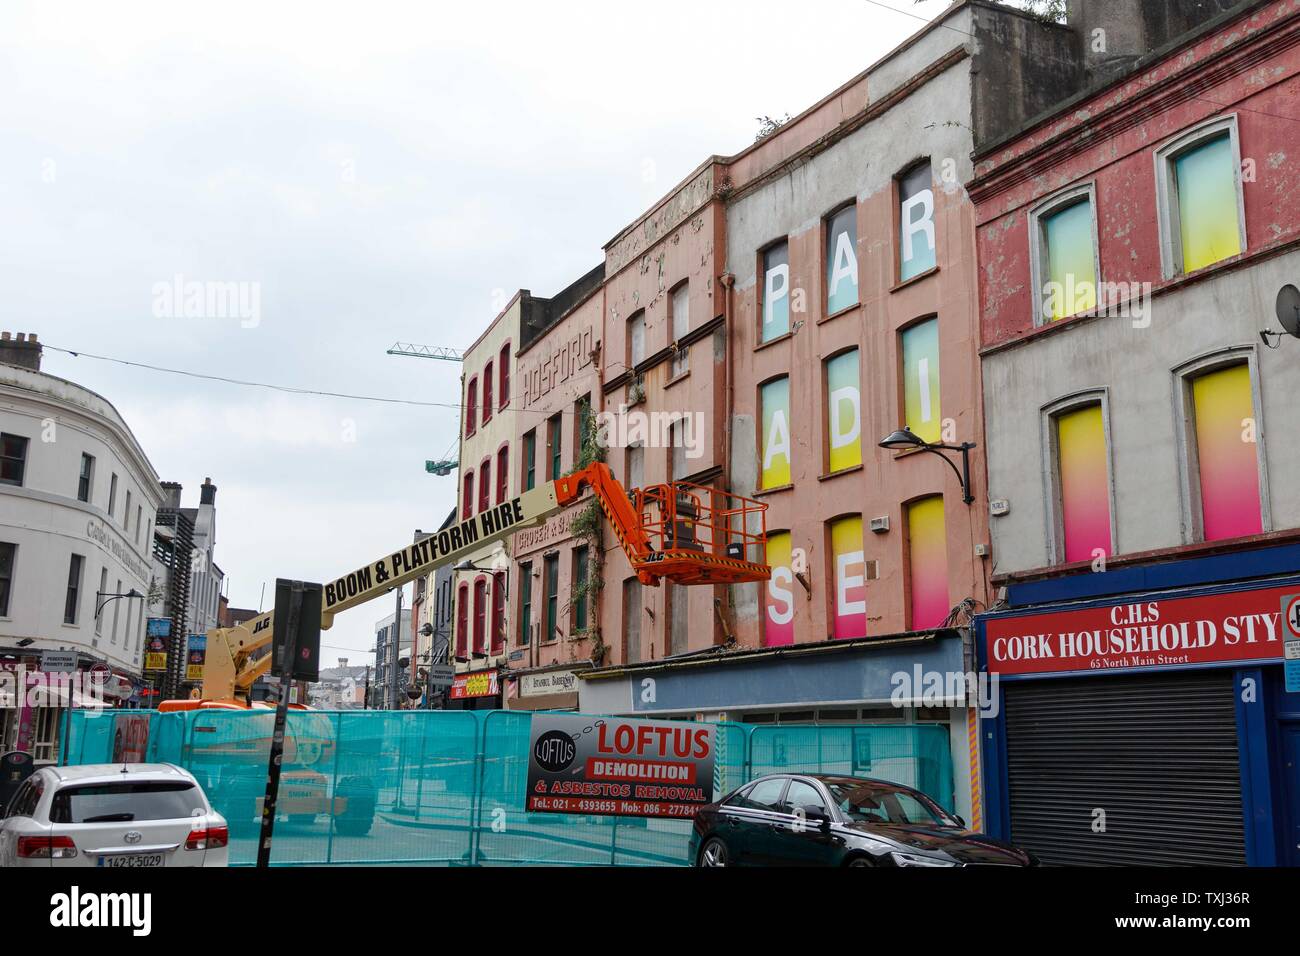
[1,0,960,664]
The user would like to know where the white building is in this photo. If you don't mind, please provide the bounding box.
[0,333,164,755]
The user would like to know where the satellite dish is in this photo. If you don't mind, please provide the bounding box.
[1276,284,1300,337]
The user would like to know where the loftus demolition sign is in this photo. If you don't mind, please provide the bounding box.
[526,715,715,819]
[320,485,558,627]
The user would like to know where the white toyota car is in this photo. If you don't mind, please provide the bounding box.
[0,763,229,868]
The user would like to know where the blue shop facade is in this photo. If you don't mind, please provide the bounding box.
[976,542,1300,866]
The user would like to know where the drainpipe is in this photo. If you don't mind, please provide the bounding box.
[718,267,736,648]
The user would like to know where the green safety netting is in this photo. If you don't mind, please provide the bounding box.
[61,709,952,867]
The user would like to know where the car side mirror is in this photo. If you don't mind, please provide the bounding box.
[953,815,967,828]
[803,806,832,829]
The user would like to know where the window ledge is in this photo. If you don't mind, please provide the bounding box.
[665,370,690,389]
[753,483,794,498]
[819,303,861,325]
[818,464,864,482]
[890,265,939,293]
[754,331,793,353]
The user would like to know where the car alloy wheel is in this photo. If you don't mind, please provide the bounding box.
[700,837,728,867]
[847,857,873,867]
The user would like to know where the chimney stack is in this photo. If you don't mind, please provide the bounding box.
[200,477,217,506]
[0,332,42,372]
[160,481,183,510]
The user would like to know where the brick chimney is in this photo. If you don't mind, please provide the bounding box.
[160,481,183,510]
[200,477,217,506]
[0,332,42,371]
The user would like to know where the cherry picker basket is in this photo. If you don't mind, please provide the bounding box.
[631,480,770,585]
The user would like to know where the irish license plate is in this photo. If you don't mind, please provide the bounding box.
[97,853,164,868]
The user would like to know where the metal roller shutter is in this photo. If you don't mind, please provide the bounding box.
[1003,670,1245,866]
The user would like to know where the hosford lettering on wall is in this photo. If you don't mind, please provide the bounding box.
[985,585,1295,676]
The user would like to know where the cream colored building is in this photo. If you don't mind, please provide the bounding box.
[451,296,520,688]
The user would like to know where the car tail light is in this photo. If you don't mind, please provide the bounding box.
[185,825,228,850]
[17,835,77,859]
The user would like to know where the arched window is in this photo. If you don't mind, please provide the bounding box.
[499,343,511,409]
[473,577,487,655]
[491,572,506,654]
[483,360,494,423]
[496,445,509,504]
[478,459,491,514]
[463,471,475,518]
[465,378,478,435]
[456,584,469,659]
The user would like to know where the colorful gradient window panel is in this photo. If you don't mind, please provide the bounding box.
[830,516,867,640]
[760,377,791,489]
[761,242,790,343]
[902,319,941,444]
[825,205,858,315]
[825,350,862,473]
[908,496,947,630]
[1174,133,1241,273]
[764,531,795,647]
[1192,364,1262,541]
[1056,404,1111,562]
[1042,199,1097,321]
[898,163,936,281]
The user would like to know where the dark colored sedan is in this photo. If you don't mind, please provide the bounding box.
[689,773,1035,867]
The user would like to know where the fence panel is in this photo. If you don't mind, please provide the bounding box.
[748,724,954,810]
[60,710,955,865]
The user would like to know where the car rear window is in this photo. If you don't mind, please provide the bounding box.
[50,782,204,824]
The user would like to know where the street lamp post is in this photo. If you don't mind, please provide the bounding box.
[878,427,976,505]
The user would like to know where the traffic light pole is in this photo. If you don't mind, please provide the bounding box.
[256,580,303,869]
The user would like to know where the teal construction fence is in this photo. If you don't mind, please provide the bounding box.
[61,709,953,867]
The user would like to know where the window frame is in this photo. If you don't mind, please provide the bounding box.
[0,432,29,487]
[822,346,863,477]
[455,583,469,658]
[669,281,690,377]
[758,239,791,344]
[758,373,792,490]
[895,158,937,283]
[64,552,85,626]
[78,453,95,502]
[1172,346,1271,544]
[498,342,511,410]
[0,541,15,618]
[523,429,536,491]
[547,413,563,481]
[518,561,532,646]
[495,444,509,505]
[543,553,559,644]
[478,457,491,515]
[465,377,478,436]
[627,309,646,369]
[1154,114,1247,280]
[572,545,589,633]
[823,200,860,318]
[482,360,494,424]
[1040,389,1117,566]
[1028,181,1101,327]
[897,315,941,440]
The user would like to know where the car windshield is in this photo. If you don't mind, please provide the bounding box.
[824,781,958,827]
[50,781,204,824]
